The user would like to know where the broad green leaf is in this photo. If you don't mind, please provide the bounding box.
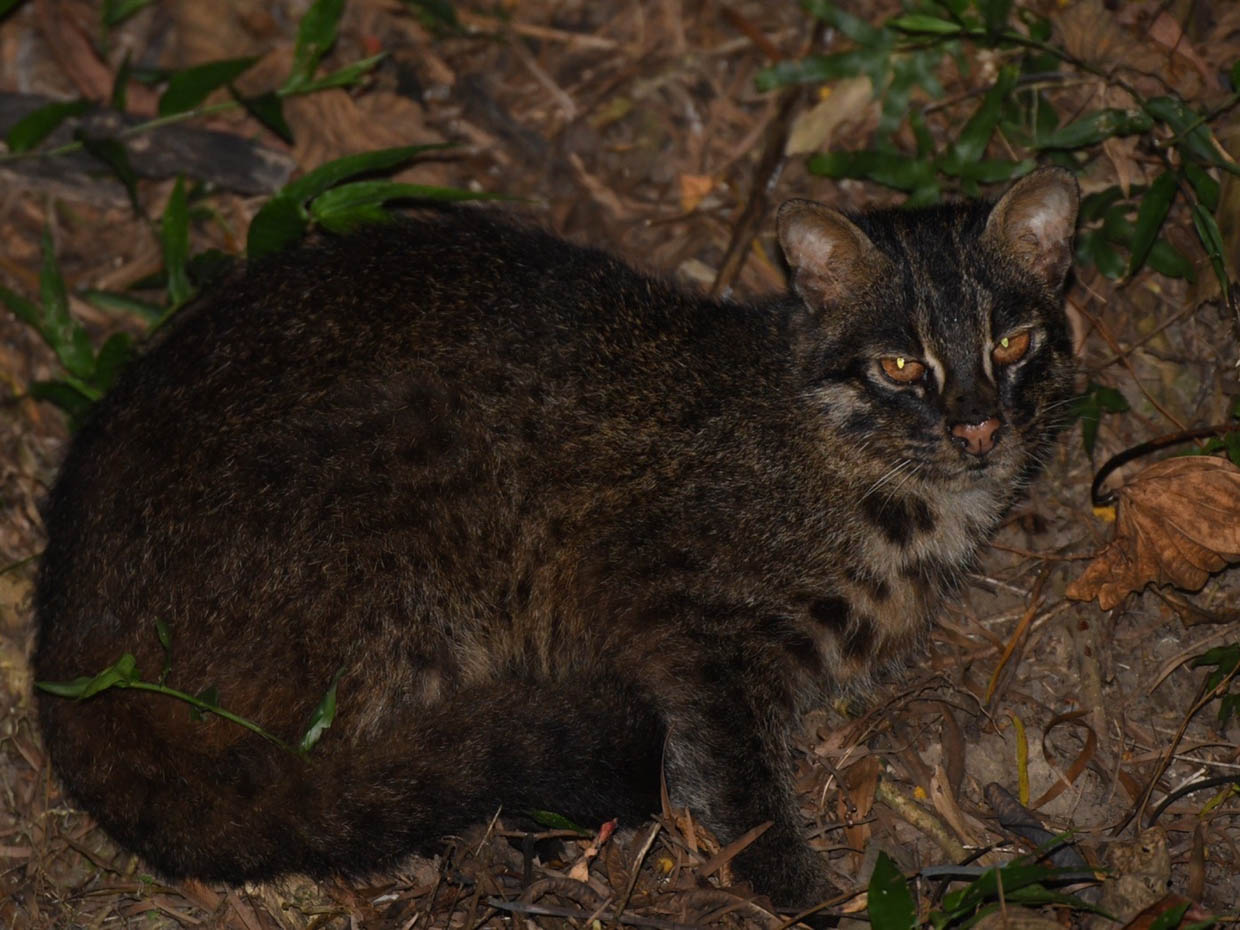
[1145,96,1240,176]
[37,652,139,699]
[1076,230,1125,280]
[161,177,194,307]
[283,0,346,92]
[102,0,153,27]
[111,51,132,111]
[281,144,450,203]
[77,132,140,213]
[1190,202,1231,305]
[158,57,259,117]
[1127,171,1177,277]
[27,380,95,421]
[1079,186,1125,224]
[299,669,344,753]
[524,809,593,834]
[756,48,887,92]
[1147,239,1194,281]
[978,0,1013,34]
[1148,901,1191,930]
[81,289,164,324]
[889,13,964,34]
[247,195,308,260]
[801,0,885,45]
[5,99,89,153]
[1071,384,1127,456]
[38,228,95,378]
[1035,108,1153,150]
[807,150,937,193]
[284,53,386,96]
[868,852,917,930]
[309,180,497,232]
[91,332,132,391]
[950,158,1034,184]
[1184,162,1219,211]
[950,65,1017,163]
[236,90,293,144]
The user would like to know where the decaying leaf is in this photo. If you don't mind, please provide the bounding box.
[1067,457,1240,610]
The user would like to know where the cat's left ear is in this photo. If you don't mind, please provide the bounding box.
[983,166,1080,291]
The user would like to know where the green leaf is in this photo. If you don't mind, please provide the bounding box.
[1184,163,1219,211]
[5,99,90,153]
[1035,108,1153,150]
[524,809,593,834]
[77,132,140,213]
[1127,171,1178,278]
[978,0,1013,34]
[1147,239,1194,281]
[299,669,344,753]
[27,380,96,422]
[111,51,133,111]
[158,57,259,117]
[756,48,887,92]
[801,0,885,45]
[246,195,309,260]
[868,852,917,930]
[889,13,964,34]
[91,332,132,391]
[286,53,386,95]
[161,177,195,308]
[37,228,96,378]
[281,144,450,203]
[1076,230,1126,280]
[81,288,164,324]
[1,0,30,19]
[1190,202,1231,306]
[1095,385,1130,413]
[235,90,293,143]
[1070,384,1128,456]
[808,150,938,194]
[282,0,346,92]
[1145,96,1240,176]
[102,0,154,27]
[950,65,1017,164]
[37,652,140,699]
[309,180,498,232]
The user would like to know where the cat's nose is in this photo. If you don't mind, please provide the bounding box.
[950,417,1001,456]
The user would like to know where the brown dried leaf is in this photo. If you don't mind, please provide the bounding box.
[1068,457,1240,610]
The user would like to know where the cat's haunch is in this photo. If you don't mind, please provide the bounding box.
[35,167,1079,909]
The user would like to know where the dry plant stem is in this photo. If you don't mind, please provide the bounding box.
[486,897,701,930]
[612,820,663,923]
[874,776,968,863]
[1115,659,1240,835]
[1069,609,1110,769]
[984,568,1050,705]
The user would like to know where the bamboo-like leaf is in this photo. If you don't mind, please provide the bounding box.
[161,177,194,308]
[1035,108,1153,150]
[281,144,450,203]
[889,13,965,34]
[299,669,344,753]
[950,65,1017,163]
[1127,171,1178,277]
[236,90,294,144]
[5,99,90,153]
[37,228,95,378]
[1190,202,1232,305]
[282,0,346,92]
[246,195,308,260]
[102,0,153,27]
[158,57,259,117]
[287,53,386,95]
[309,180,500,232]
[867,853,917,930]
[77,132,140,213]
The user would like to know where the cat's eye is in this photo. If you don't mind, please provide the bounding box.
[879,356,926,383]
[992,331,1031,365]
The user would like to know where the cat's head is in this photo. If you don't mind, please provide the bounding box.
[776,167,1079,492]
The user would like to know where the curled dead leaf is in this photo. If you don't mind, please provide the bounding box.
[1067,457,1240,610]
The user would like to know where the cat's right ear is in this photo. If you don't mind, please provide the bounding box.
[777,200,888,311]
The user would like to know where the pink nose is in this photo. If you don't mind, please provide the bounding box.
[951,417,1001,456]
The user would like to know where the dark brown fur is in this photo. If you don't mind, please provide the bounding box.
[35,169,1079,908]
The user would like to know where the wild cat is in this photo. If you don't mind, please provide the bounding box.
[35,167,1078,908]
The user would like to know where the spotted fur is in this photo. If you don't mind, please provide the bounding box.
[35,169,1079,910]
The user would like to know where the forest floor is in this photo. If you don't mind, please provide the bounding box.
[2,1,1240,928]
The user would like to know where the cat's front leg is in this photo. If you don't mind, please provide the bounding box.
[649,651,830,912]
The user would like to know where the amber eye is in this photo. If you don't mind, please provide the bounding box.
[992,330,1031,365]
[879,356,926,383]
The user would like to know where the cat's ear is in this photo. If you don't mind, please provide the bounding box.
[983,167,1080,291]
[777,200,888,310]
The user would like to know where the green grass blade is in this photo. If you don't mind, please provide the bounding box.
[5,99,90,153]
[158,57,260,117]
